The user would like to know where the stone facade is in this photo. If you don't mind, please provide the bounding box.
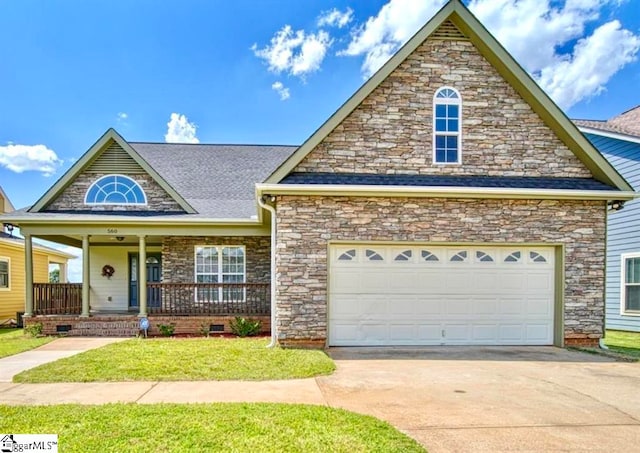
[275,196,606,346]
[161,236,271,284]
[294,37,590,178]
[46,173,184,212]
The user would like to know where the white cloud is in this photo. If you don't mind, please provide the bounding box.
[164,113,199,144]
[534,20,639,109]
[252,25,332,78]
[339,0,640,109]
[339,0,444,76]
[271,81,291,100]
[117,112,128,121]
[318,7,354,28]
[0,143,63,176]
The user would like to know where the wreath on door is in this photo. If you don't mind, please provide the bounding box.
[101,264,115,279]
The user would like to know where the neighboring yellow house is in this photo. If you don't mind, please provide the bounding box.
[1,187,75,325]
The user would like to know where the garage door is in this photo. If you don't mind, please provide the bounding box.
[329,245,555,346]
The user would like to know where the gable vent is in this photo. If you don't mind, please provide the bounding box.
[85,140,146,174]
[431,21,468,40]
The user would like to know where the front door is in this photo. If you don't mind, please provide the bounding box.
[129,253,162,309]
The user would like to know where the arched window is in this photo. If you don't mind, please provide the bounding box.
[85,174,147,205]
[433,87,461,164]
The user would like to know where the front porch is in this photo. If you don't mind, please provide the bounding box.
[29,282,271,336]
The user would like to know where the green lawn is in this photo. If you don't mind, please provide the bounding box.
[0,403,423,452]
[0,328,54,359]
[605,330,640,358]
[14,337,335,383]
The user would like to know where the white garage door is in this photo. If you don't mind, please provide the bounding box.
[329,245,555,346]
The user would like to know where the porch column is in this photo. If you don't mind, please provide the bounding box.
[59,263,67,283]
[138,235,147,317]
[81,235,91,317]
[24,233,34,317]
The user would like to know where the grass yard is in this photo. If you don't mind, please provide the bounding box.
[14,337,335,383]
[0,403,424,452]
[0,328,54,359]
[605,330,640,359]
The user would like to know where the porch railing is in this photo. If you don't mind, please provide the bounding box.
[146,282,270,316]
[33,283,82,315]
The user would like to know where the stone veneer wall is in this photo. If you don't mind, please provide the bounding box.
[46,173,184,212]
[161,236,271,283]
[294,37,591,178]
[275,196,606,347]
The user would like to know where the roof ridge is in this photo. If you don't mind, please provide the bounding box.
[129,141,299,147]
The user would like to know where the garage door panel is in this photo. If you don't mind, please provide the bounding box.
[471,324,499,341]
[473,298,498,315]
[417,324,443,341]
[526,324,552,343]
[417,272,448,292]
[329,245,555,346]
[360,272,391,292]
[442,324,469,341]
[361,324,388,341]
[499,324,525,342]
[444,297,471,315]
[527,272,553,291]
[389,324,417,341]
[473,272,500,292]
[526,297,553,316]
[498,272,527,291]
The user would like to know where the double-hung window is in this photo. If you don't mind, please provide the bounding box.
[0,258,9,289]
[433,87,461,164]
[622,253,640,314]
[195,246,245,302]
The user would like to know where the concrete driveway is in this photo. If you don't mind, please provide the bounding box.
[318,347,640,452]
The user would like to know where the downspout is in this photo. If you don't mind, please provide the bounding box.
[258,195,278,348]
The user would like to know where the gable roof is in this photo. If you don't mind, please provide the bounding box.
[0,186,15,213]
[575,106,640,144]
[13,129,297,222]
[264,0,632,192]
[130,142,297,218]
[30,129,197,214]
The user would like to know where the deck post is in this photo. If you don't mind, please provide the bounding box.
[81,235,91,317]
[24,233,34,316]
[138,235,147,317]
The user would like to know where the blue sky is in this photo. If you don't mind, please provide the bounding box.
[1,0,639,213]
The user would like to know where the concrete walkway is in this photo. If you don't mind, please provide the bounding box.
[1,340,639,452]
[0,337,127,382]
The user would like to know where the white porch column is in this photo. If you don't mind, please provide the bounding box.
[24,233,34,317]
[138,235,147,317]
[59,263,67,283]
[81,235,91,317]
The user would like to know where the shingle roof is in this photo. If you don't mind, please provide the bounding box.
[130,143,297,218]
[281,172,617,191]
[574,106,640,138]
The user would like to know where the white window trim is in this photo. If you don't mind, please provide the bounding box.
[433,86,462,165]
[620,252,640,316]
[194,245,246,302]
[0,256,10,291]
[84,174,148,206]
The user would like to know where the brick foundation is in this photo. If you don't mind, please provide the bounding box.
[26,315,271,337]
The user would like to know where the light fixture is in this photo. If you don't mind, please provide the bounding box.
[608,200,625,211]
[3,223,14,236]
[116,236,125,242]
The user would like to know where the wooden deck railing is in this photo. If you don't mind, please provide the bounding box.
[146,282,270,316]
[33,283,82,315]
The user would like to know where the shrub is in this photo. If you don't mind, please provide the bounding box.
[229,317,261,337]
[24,322,43,337]
[198,323,210,338]
[157,323,175,337]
